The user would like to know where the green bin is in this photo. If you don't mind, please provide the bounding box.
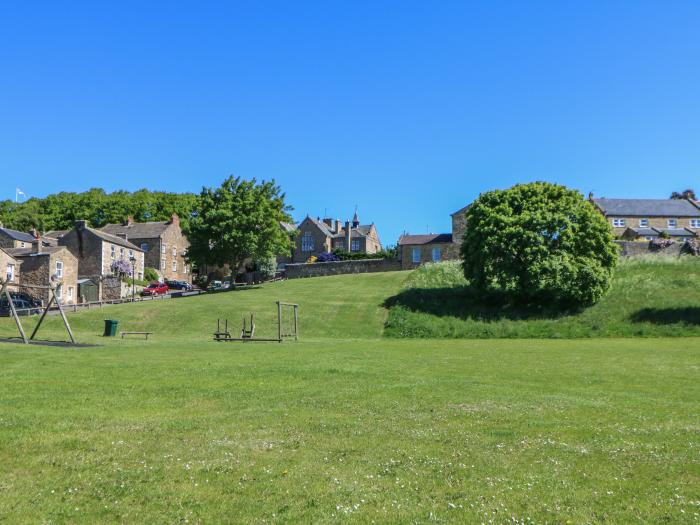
[103,319,119,337]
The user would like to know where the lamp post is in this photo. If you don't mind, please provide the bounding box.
[129,256,136,302]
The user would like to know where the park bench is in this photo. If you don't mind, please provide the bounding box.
[121,331,153,340]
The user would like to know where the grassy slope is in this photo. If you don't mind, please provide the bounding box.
[385,257,700,338]
[0,338,698,523]
[0,270,698,522]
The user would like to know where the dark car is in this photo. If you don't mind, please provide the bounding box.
[0,298,41,316]
[166,280,193,291]
[140,282,169,296]
[10,292,42,307]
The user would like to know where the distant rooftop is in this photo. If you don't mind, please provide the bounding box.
[593,198,700,217]
[398,233,453,245]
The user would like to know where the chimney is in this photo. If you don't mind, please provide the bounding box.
[32,230,42,254]
[335,218,341,234]
[170,213,180,227]
[345,221,352,252]
[75,220,87,231]
[126,215,134,226]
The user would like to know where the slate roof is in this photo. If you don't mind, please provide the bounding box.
[398,233,453,245]
[593,198,700,217]
[101,221,171,239]
[44,230,69,239]
[0,227,35,243]
[331,225,373,239]
[7,245,71,257]
[280,222,296,233]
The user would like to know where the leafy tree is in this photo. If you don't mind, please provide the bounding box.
[186,176,293,274]
[461,182,618,308]
[670,189,696,200]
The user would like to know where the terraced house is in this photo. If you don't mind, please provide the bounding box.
[101,214,191,282]
[591,197,700,240]
[398,204,468,268]
[0,225,39,249]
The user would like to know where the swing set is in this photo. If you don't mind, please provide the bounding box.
[214,301,298,342]
[0,277,76,345]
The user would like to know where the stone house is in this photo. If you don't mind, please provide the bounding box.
[591,198,700,238]
[100,214,191,282]
[398,205,469,269]
[58,220,145,301]
[0,225,39,249]
[1,247,20,285]
[7,239,78,305]
[293,212,382,262]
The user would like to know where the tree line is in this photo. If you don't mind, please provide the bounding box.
[0,188,199,232]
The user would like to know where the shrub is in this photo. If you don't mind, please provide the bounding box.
[144,267,160,282]
[306,255,317,263]
[461,182,618,308]
[255,256,277,280]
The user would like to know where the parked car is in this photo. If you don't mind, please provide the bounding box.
[207,280,223,291]
[140,282,169,296]
[0,298,41,316]
[222,281,231,290]
[10,292,42,307]
[166,280,193,291]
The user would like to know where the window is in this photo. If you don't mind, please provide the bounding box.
[690,220,700,228]
[55,261,63,278]
[6,263,14,282]
[612,219,626,227]
[67,287,73,300]
[111,245,116,259]
[161,243,167,254]
[120,247,124,257]
[172,261,177,273]
[128,250,133,259]
[56,286,62,299]
[172,247,177,257]
[141,243,149,252]
[639,218,649,227]
[185,265,189,274]
[20,242,25,248]
[432,247,441,262]
[645,236,654,241]
[138,272,143,280]
[668,219,678,228]
[412,247,421,263]
[351,240,360,251]
[161,259,166,271]
[301,232,315,252]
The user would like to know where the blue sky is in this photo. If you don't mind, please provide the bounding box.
[2,2,700,245]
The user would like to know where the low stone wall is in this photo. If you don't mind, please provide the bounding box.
[285,258,403,279]
[615,240,683,257]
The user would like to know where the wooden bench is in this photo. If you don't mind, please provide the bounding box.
[121,331,153,340]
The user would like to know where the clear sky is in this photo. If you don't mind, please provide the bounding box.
[2,2,699,245]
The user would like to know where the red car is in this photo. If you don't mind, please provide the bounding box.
[140,282,169,296]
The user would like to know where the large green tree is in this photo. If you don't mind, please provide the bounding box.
[186,176,293,274]
[461,182,618,307]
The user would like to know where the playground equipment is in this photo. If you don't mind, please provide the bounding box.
[0,277,76,345]
[214,301,298,342]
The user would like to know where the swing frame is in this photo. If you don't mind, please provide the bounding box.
[0,277,76,345]
[214,301,298,342]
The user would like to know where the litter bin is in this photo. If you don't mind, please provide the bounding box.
[103,319,119,337]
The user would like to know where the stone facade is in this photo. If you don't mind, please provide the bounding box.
[592,197,700,237]
[101,214,191,282]
[292,214,383,263]
[8,243,78,305]
[285,258,402,279]
[0,248,20,284]
[0,226,37,249]
[450,205,469,246]
[399,238,459,269]
[58,220,144,300]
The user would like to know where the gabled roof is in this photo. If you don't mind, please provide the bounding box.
[67,225,143,251]
[451,204,471,217]
[0,246,18,261]
[0,227,35,243]
[593,198,700,217]
[302,217,335,237]
[398,233,453,245]
[101,221,172,239]
[280,221,297,233]
[7,245,73,257]
[331,224,374,238]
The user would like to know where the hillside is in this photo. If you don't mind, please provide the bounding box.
[385,257,700,338]
[0,272,407,344]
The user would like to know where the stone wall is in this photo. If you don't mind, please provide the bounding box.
[400,242,460,269]
[285,258,402,279]
[615,240,683,257]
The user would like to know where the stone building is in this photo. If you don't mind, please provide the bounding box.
[58,220,145,301]
[0,225,38,249]
[591,197,700,238]
[100,214,191,282]
[7,239,78,305]
[398,204,469,269]
[293,212,382,263]
[1,247,20,285]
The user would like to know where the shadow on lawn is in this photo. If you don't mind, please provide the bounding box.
[383,286,575,321]
[630,307,700,325]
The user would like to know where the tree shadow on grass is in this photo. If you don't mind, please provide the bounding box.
[383,286,576,321]
[630,307,700,326]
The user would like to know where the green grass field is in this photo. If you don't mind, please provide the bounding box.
[0,267,699,523]
[386,257,700,338]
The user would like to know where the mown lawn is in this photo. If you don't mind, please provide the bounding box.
[0,271,698,522]
[385,257,700,338]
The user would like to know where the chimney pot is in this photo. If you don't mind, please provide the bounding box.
[170,213,180,226]
[126,215,134,226]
